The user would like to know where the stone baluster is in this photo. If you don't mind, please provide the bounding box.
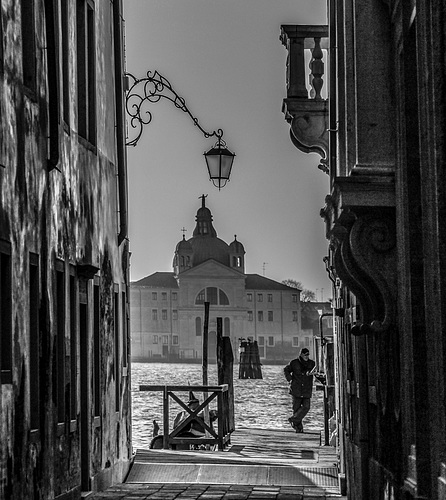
[309,37,324,100]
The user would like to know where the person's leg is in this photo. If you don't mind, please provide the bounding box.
[288,396,303,430]
[293,398,311,431]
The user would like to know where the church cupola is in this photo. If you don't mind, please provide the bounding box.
[193,194,217,238]
[229,235,245,272]
[173,234,193,276]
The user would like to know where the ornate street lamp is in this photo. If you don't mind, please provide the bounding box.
[125,70,235,189]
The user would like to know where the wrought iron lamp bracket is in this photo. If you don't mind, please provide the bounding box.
[125,70,224,147]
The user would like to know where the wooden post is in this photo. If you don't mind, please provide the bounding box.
[163,385,169,449]
[202,302,210,443]
[217,326,234,434]
[202,302,209,386]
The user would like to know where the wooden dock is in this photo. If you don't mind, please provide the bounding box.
[126,427,341,493]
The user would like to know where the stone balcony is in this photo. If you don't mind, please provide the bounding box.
[280,25,329,174]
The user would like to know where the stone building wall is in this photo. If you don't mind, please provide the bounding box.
[0,0,131,498]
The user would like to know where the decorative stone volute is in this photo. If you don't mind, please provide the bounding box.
[321,177,397,334]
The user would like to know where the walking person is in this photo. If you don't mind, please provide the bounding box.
[284,347,316,433]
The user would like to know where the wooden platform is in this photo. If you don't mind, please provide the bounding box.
[126,427,341,492]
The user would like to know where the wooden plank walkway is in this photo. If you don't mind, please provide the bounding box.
[126,427,341,493]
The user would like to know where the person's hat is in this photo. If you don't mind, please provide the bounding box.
[300,348,310,355]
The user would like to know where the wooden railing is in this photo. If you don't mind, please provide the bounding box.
[139,384,233,450]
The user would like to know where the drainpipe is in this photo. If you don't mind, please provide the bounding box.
[113,0,128,246]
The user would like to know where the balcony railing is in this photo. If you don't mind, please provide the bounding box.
[280,25,329,173]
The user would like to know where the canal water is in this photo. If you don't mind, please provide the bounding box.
[131,363,324,449]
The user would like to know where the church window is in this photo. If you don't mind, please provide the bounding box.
[248,311,253,321]
[195,288,230,306]
[181,256,185,266]
[196,289,205,304]
[233,256,241,267]
[219,289,229,305]
[224,317,230,335]
[186,256,191,266]
[195,317,202,336]
[207,287,218,304]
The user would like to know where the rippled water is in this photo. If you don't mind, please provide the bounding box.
[131,363,323,450]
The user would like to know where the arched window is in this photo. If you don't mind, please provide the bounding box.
[195,287,230,306]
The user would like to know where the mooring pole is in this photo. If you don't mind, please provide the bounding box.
[203,302,209,386]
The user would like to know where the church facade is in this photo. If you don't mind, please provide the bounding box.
[130,198,303,363]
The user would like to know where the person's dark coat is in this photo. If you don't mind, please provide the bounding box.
[284,356,316,398]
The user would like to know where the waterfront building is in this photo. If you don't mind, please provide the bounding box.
[0,1,131,498]
[281,2,446,499]
[130,198,312,364]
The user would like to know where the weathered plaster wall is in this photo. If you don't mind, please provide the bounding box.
[0,0,131,498]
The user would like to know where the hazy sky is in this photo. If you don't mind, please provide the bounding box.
[124,0,332,300]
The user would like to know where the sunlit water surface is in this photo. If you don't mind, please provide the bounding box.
[131,363,323,450]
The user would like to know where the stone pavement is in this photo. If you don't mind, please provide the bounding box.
[89,482,346,499]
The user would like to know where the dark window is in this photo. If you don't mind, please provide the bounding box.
[152,292,157,300]
[248,311,253,321]
[257,294,263,302]
[224,317,230,335]
[195,317,202,336]
[152,309,157,320]
[61,0,70,124]
[247,293,253,302]
[55,264,65,424]
[21,0,36,91]
[0,243,12,384]
[153,335,158,344]
[162,292,167,300]
[93,282,101,417]
[114,288,120,411]
[219,289,229,305]
[207,287,218,305]
[70,270,77,421]
[268,311,273,322]
[258,336,264,346]
[172,310,178,320]
[268,294,273,302]
[77,0,96,144]
[162,309,167,320]
[172,335,179,345]
[196,288,229,306]
[172,292,177,301]
[29,254,40,429]
[258,311,263,322]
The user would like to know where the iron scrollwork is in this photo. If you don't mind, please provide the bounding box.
[125,70,224,147]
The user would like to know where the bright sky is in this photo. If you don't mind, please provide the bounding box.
[124,0,332,300]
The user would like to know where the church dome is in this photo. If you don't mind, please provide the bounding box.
[189,236,230,267]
